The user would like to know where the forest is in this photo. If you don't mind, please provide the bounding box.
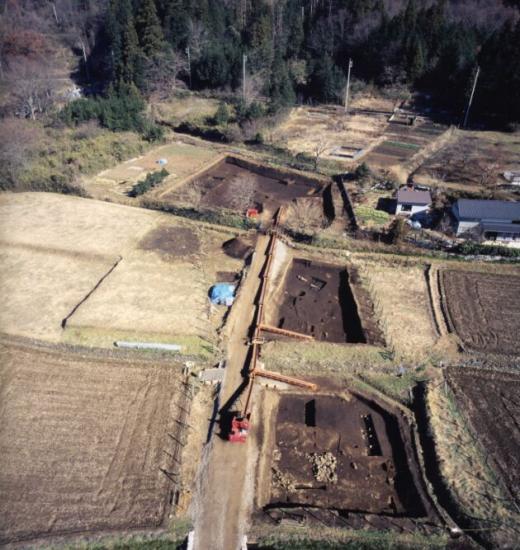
[0,0,519,154]
[0,0,519,122]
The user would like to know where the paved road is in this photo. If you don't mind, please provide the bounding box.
[193,235,269,550]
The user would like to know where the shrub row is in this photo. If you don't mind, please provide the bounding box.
[453,241,520,258]
[129,169,169,197]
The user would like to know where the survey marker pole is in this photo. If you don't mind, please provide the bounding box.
[344,58,353,115]
[463,65,480,129]
[242,54,247,103]
[186,47,191,89]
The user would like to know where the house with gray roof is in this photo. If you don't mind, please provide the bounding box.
[452,199,520,242]
[395,188,431,216]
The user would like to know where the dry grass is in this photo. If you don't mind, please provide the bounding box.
[353,258,441,362]
[0,193,243,353]
[154,95,219,124]
[427,381,520,547]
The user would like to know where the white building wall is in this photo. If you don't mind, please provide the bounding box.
[395,203,429,216]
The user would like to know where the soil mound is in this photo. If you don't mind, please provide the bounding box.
[223,237,253,259]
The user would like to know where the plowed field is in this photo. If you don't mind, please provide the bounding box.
[440,270,520,355]
[0,339,183,545]
[446,367,520,503]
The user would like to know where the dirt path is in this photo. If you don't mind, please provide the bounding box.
[193,235,269,550]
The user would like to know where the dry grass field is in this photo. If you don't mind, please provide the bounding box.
[0,338,184,545]
[83,141,219,202]
[0,193,243,353]
[352,258,442,361]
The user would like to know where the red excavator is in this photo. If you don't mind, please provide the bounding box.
[228,366,317,442]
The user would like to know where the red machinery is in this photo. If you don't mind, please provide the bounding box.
[228,414,250,443]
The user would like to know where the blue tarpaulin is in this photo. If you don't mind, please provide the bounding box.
[209,283,236,306]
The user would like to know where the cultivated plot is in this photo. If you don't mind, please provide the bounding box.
[0,340,184,545]
[440,270,520,355]
[446,367,520,504]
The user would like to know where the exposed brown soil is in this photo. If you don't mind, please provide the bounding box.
[440,270,520,355]
[139,225,200,258]
[446,367,520,504]
[266,392,428,517]
[166,157,323,214]
[0,338,185,545]
[223,237,254,260]
[273,259,366,343]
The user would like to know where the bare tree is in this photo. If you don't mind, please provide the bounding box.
[312,139,329,171]
[7,56,57,119]
[285,198,324,234]
[144,49,189,99]
[223,175,256,211]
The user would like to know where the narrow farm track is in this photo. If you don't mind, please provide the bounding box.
[193,235,270,550]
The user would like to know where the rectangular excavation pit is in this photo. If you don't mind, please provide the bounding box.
[163,156,325,214]
[265,393,429,518]
[272,259,367,343]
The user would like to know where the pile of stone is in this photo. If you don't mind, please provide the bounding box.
[272,468,296,491]
[307,452,337,484]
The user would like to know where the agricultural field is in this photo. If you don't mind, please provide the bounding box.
[83,140,219,202]
[414,130,520,196]
[269,104,388,163]
[446,367,520,503]
[0,192,244,354]
[440,270,520,355]
[0,338,187,545]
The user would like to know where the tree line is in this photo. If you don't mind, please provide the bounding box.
[95,0,520,124]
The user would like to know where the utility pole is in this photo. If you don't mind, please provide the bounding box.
[185,47,191,89]
[463,65,480,129]
[344,58,353,115]
[242,54,247,104]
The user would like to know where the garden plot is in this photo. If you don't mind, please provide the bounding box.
[84,141,218,201]
[0,339,186,545]
[162,155,326,219]
[0,192,243,350]
[364,120,447,170]
[440,270,520,355]
[259,392,432,519]
[413,130,520,195]
[270,105,388,163]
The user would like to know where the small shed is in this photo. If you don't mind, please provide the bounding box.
[395,188,431,216]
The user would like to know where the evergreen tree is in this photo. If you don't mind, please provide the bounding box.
[270,53,296,110]
[135,0,165,57]
[407,36,425,81]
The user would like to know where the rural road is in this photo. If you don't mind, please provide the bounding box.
[193,234,269,550]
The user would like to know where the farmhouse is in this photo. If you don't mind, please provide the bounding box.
[395,188,431,216]
[452,199,520,242]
